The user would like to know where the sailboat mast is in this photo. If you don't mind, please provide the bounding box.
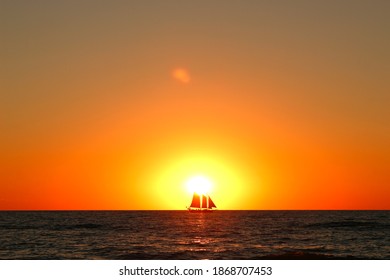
[188,192,216,211]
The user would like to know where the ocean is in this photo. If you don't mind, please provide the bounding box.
[0,211,389,259]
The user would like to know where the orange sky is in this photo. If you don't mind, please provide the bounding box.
[1,1,389,210]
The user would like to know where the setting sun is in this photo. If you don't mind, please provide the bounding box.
[185,175,212,195]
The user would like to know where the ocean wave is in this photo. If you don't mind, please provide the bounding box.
[0,223,106,231]
[256,251,358,260]
[305,220,389,230]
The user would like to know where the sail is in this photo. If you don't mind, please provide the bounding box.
[190,193,201,208]
[201,195,207,208]
[208,196,216,208]
[188,193,217,211]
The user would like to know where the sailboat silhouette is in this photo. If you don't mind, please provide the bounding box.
[187,192,217,212]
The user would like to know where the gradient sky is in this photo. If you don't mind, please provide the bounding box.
[1,0,389,210]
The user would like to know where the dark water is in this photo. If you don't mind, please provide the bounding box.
[0,211,389,259]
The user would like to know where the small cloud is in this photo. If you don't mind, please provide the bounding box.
[172,68,191,83]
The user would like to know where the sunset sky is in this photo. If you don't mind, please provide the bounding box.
[1,1,389,210]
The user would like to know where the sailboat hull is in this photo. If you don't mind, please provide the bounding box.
[187,207,215,213]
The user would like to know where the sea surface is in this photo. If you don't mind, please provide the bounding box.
[0,211,389,259]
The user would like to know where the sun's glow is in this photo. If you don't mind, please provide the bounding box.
[148,153,249,209]
[186,175,212,195]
